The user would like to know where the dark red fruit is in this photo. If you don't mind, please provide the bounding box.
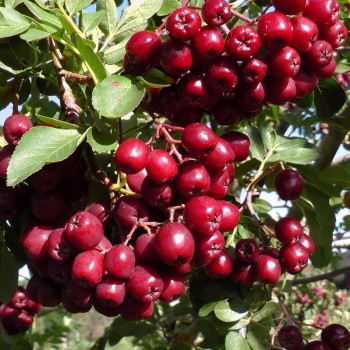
[181,122,217,156]
[178,74,209,109]
[235,238,260,263]
[22,225,52,261]
[257,11,293,51]
[278,324,303,350]
[266,77,297,105]
[315,58,336,79]
[174,160,210,198]
[183,196,222,235]
[321,323,350,348]
[141,177,174,207]
[153,222,195,266]
[36,279,62,307]
[304,340,330,350]
[294,68,319,97]
[272,0,307,15]
[0,304,20,324]
[230,261,255,285]
[221,131,250,162]
[320,21,348,48]
[104,244,136,279]
[159,39,192,77]
[299,233,315,255]
[303,0,339,29]
[290,16,318,53]
[279,242,309,274]
[9,287,28,310]
[134,233,159,266]
[166,7,201,41]
[47,259,71,285]
[14,309,33,332]
[64,280,93,308]
[205,250,233,278]
[158,273,186,303]
[252,254,281,284]
[47,228,77,262]
[71,250,104,288]
[114,138,149,174]
[225,25,261,61]
[0,144,14,179]
[3,113,32,146]
[95,275,126,307]
[146,149,178,183]
[207,169,232,199]
[275,217,303,245]
[65,211,104,250]
[266,46,301,78]
[218,200,240,232]
[275,169,304,200]
[212,100,244,126]
[119,295,154,321]
[202,0,231,27]
[195,230,225,266]
[240,58,267,85]
[126,168,148,194]
[303,40,333,68]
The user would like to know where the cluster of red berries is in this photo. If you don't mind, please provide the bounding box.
[123,0,347,126]
[0,287,41,335]
[278,323,350,350]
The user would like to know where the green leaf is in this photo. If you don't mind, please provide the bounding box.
[0,231,21,303]
[4,0,23,8]
[103,37,129,65]
[96,0,117,36]
[20,25,55,41]
[251,301,278,323]
[0,7,31,38]
[35,115,80,130]
[314,77,347,120]
[247,319,274,350]
[225,332,250,350]
[92,75,145,118]
[72,34,107,84]
[214,299,249,323]
[7,126,88,186]
[244,126,266,161]
[64,0,91,15]
[229,317,251,330]
[87,127,118,153]
[138,68,174,88]
[268,147,318,164]
[24,0,62,29]
[318,163,350,187]
[157,0,181,15]
[259,121,277,150]
[115,0,163,40]
[198,301,217,317]
[252,198,272,214]
[82,10,106,34]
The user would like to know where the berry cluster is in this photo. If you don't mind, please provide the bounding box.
[124,0,347,126]
[278,323,350,350]
[0,287,41,335]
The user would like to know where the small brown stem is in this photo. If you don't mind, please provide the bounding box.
[278,296,297,326]
[167,204,185,222]
[60,69,92,84]
[122,224,138,245]
[230,8,253,24]
[12,78,22,115]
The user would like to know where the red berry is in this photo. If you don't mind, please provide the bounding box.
[304,340,331,350]
[218,200,240,232]
[141,177,175,207]
[279,242,309,274]
[299,233,315,255]
[272,0,307,15]
[230,261,255,285]
[266,46,301,78]
[321,323,350,348]
[205,250,233,278]
[275,169,304,200]
[275,217,303,245]
[0,144,14,179]
[319,21,348,48]
[9,287,28,310]
[119,295,154,321]
[294,68,319,97]
[178,74,209,109]
[240,57,267,85]
[195,230,225,266]
[126,168,148,194]
[303,40,333,68]
[278,324,303,350]
[104,244,136,279]
[221,131,250,162]
[95,275,126,307]
[202,0,231,27]
[315,58,336,79]
[3,113,32,146]
[146,149,178,183]
[22,224,52,261]
[252,254,281,284]
[158,273,186,303]
[235,238,260,263]
[290,16,318,53]
[303,0,339,30]
[266,77,297,105]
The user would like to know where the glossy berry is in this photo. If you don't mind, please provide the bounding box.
[158,273,186,303]
[159,39,192,77]
[315,57,336,79]
[257,11,293,51]
[104,244,136,279]
[266,77,296,105]
[299,233,316,255]
[181,122,217,156]
[212,100,244,126]
[65,211,104,251]
[321,323,350,348]
[9,287,28,310]
[252,254,281,284]
[221,131,250,162]
[178,74,209,109]
[218,200,240,232]
[153,222,195,266]
[319,21,348,48]
[275,217,303,245]
[202,0,231,27]
[294,68,319,97]
[235,238,260,264]
[240,58,267,85]
[266,46,301,78]
[303,0,339,29]
[126,168,148,194]
[146,149,178,183]
[141,177,174,207]
[22,225,52,261]
[0,144,14,179]
[183,196,223,235]
[303,40,333,68]
[304,340,331,350]
[225,25,261,61]
[230,261,255,285]
[279,242,309,274]
[278,324,303,350]
[134,233,159,266]
[275,169,304,200]
[3,113,32,146]
[195,230,225,266]
[114,138,149,174]
[272,0,307,15]
[205,250,233,278]
[119,295,154,321]
[166,7,201,41]
[291,16,318,53]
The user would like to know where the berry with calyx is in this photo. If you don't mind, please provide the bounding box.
[279,242,309,274]
[321,323,350,348]
[95,275,126,307]
[291,16,319,53]
[315,57,336,79]
[266,46,301,78]
[114,138,149,174]
[158,273,186,303]
[240,57,267,85]
[303,0,339,29]
[202,0,231,27]
[105,244,135,279]
[3,113,32,146]
[303,40,333,68]
[319,21,348,48]
[252,254,281,284]
[278,324,304,350]
[275,217,303,245]
[221,131,250,162]
[195,230,225,266]
[178,74,209,109]
[146,149,178,183]
[274,168,304,200]
[272,0,307,15]
[205,250,233,278]
[235,238,260,263]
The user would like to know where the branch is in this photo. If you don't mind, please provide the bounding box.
[291,265,350,286]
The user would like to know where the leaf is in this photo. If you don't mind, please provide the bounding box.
[138,68,174,88]
[72,34,107,84]
[251,301,278,323]
[92,75,145,118]
[103,37,129,65]
[35,115,80,130]
[20,25,55,42]
[259,121,277,150]
[24,0,62,29]
[314,77,347,120]
[7,126,88,186]
[247,319,274,350]
[252,198,272,214]
[0,7,31,38]
[4,0,23,8]
[214,299,249,323]
[115,0,163,40]
[225,332,250,350]
[64,0,91,15]
[198,301,217,317]
[268,147,318,165]
[82,10,106,34]
[229,317,251,330]
[0,232,21,303]
[87,127,118,153]
[244,126,266,162]
[96,0,117,36]
[157,0,181,15]
[318,163,350,187]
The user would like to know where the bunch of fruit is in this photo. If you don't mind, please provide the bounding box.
[124,0,347,126]
[278,323,350,349]
[0,287,41,335]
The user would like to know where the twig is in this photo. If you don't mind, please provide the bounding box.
[278,296,297,326]
[230,8,253,24]
[60,70,92,84]
[291,265,350,286]
[12,78,22,114]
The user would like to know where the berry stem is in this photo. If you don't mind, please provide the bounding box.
[230,8,253,24]
[278,295,298,326]
[12,78,21,115]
